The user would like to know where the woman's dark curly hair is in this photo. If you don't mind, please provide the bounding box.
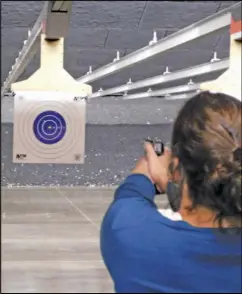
[171,91,241,228]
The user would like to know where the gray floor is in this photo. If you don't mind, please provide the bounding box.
[2,122,170,292]
[1,186,167,293]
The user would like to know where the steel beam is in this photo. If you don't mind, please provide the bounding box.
[122,82,204,100]
[91,59,229,98]
[52,1,66,11]
[77,2,241,84]
[44,1,72,40]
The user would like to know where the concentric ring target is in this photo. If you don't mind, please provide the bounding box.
[14,94,85,161]
[18,101,77,159]
[33,110,66,144]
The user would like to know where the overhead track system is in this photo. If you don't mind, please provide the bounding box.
[122,82,207,100]
[77,2,241,84]
[91,59,229,98]
[2,1,241,101]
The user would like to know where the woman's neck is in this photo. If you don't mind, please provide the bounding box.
[179,186,240,229]
[180,207,219,228]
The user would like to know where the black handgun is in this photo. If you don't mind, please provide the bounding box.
[145,138,164,156]
[145,138,165,195]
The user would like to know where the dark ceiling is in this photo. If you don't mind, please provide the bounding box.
[1,1,238,93]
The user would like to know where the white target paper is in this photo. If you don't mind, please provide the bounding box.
[13,91,86,164]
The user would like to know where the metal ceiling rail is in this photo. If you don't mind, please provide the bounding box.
[1,1,72,96]
[91,58,229,98]
[1,4,47,97]
[163,92,196,100]
[77,2,241,84]
[122,82,204,100]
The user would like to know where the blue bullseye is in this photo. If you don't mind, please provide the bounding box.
[33,110,66,144]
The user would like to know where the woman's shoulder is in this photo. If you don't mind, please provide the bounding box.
[102,200,186,251]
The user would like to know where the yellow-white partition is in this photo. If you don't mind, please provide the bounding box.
[200,18,241,101]
[12,34,92,94]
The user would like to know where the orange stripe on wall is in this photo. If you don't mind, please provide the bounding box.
[231,18,242,34]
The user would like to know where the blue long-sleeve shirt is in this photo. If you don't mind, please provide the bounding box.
[100,174,242,293]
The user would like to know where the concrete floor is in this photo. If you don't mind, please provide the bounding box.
[1,186,167,293]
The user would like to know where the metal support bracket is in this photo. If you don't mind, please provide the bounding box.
[43,1,72,40]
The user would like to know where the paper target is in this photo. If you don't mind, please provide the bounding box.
[13,91,86,164]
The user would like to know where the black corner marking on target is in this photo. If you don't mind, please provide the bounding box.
[33,110,67,145]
